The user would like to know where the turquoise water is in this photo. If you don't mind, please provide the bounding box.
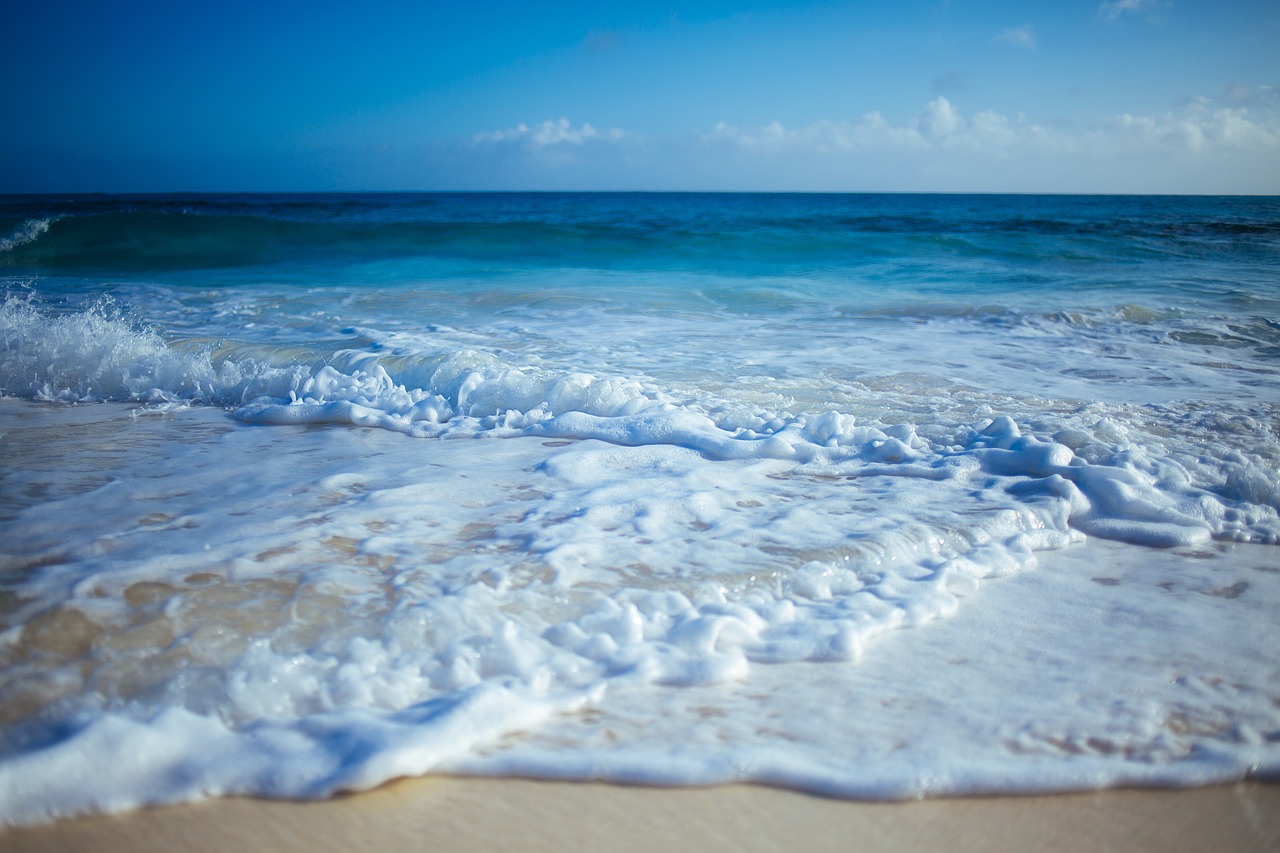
[2,193,1278,824]
[5,193,1278,291]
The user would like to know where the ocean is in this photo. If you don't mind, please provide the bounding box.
[1,192,1278,824]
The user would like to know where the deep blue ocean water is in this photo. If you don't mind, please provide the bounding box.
[1,193,1278,824]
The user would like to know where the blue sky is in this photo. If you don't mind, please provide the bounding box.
[2,0,1277,193]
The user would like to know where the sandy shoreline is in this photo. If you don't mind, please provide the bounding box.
[3,777,1277,852]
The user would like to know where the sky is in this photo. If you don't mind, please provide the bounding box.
[2,0,1278,193]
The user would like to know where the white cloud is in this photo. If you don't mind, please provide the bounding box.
[1103,101,1280,154]
[995,25,1037,51]
[472,118,632,148]
[705,98,1026,154]
[455,99,1280,192]
[702,96,1280,161]
[473,97,1280,167]
[1098,0,1164,20]
[919,97,963,140]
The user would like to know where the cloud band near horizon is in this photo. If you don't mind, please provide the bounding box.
[455,93,1280,193]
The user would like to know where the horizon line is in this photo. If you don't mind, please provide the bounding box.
[4,189,1278,198]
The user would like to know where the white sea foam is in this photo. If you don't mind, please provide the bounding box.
[1,399,1277,825]
[7,294,1272,548]
[0,295,306,405]
[0,219,51,253]
[2,273,1279,826]
[3,294,1277,545]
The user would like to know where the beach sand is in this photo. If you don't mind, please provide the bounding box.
[3,777,1277,852]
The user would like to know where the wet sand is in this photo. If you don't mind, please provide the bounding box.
[3,778,1278,853]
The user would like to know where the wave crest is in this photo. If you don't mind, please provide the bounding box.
[0,219,52,253]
